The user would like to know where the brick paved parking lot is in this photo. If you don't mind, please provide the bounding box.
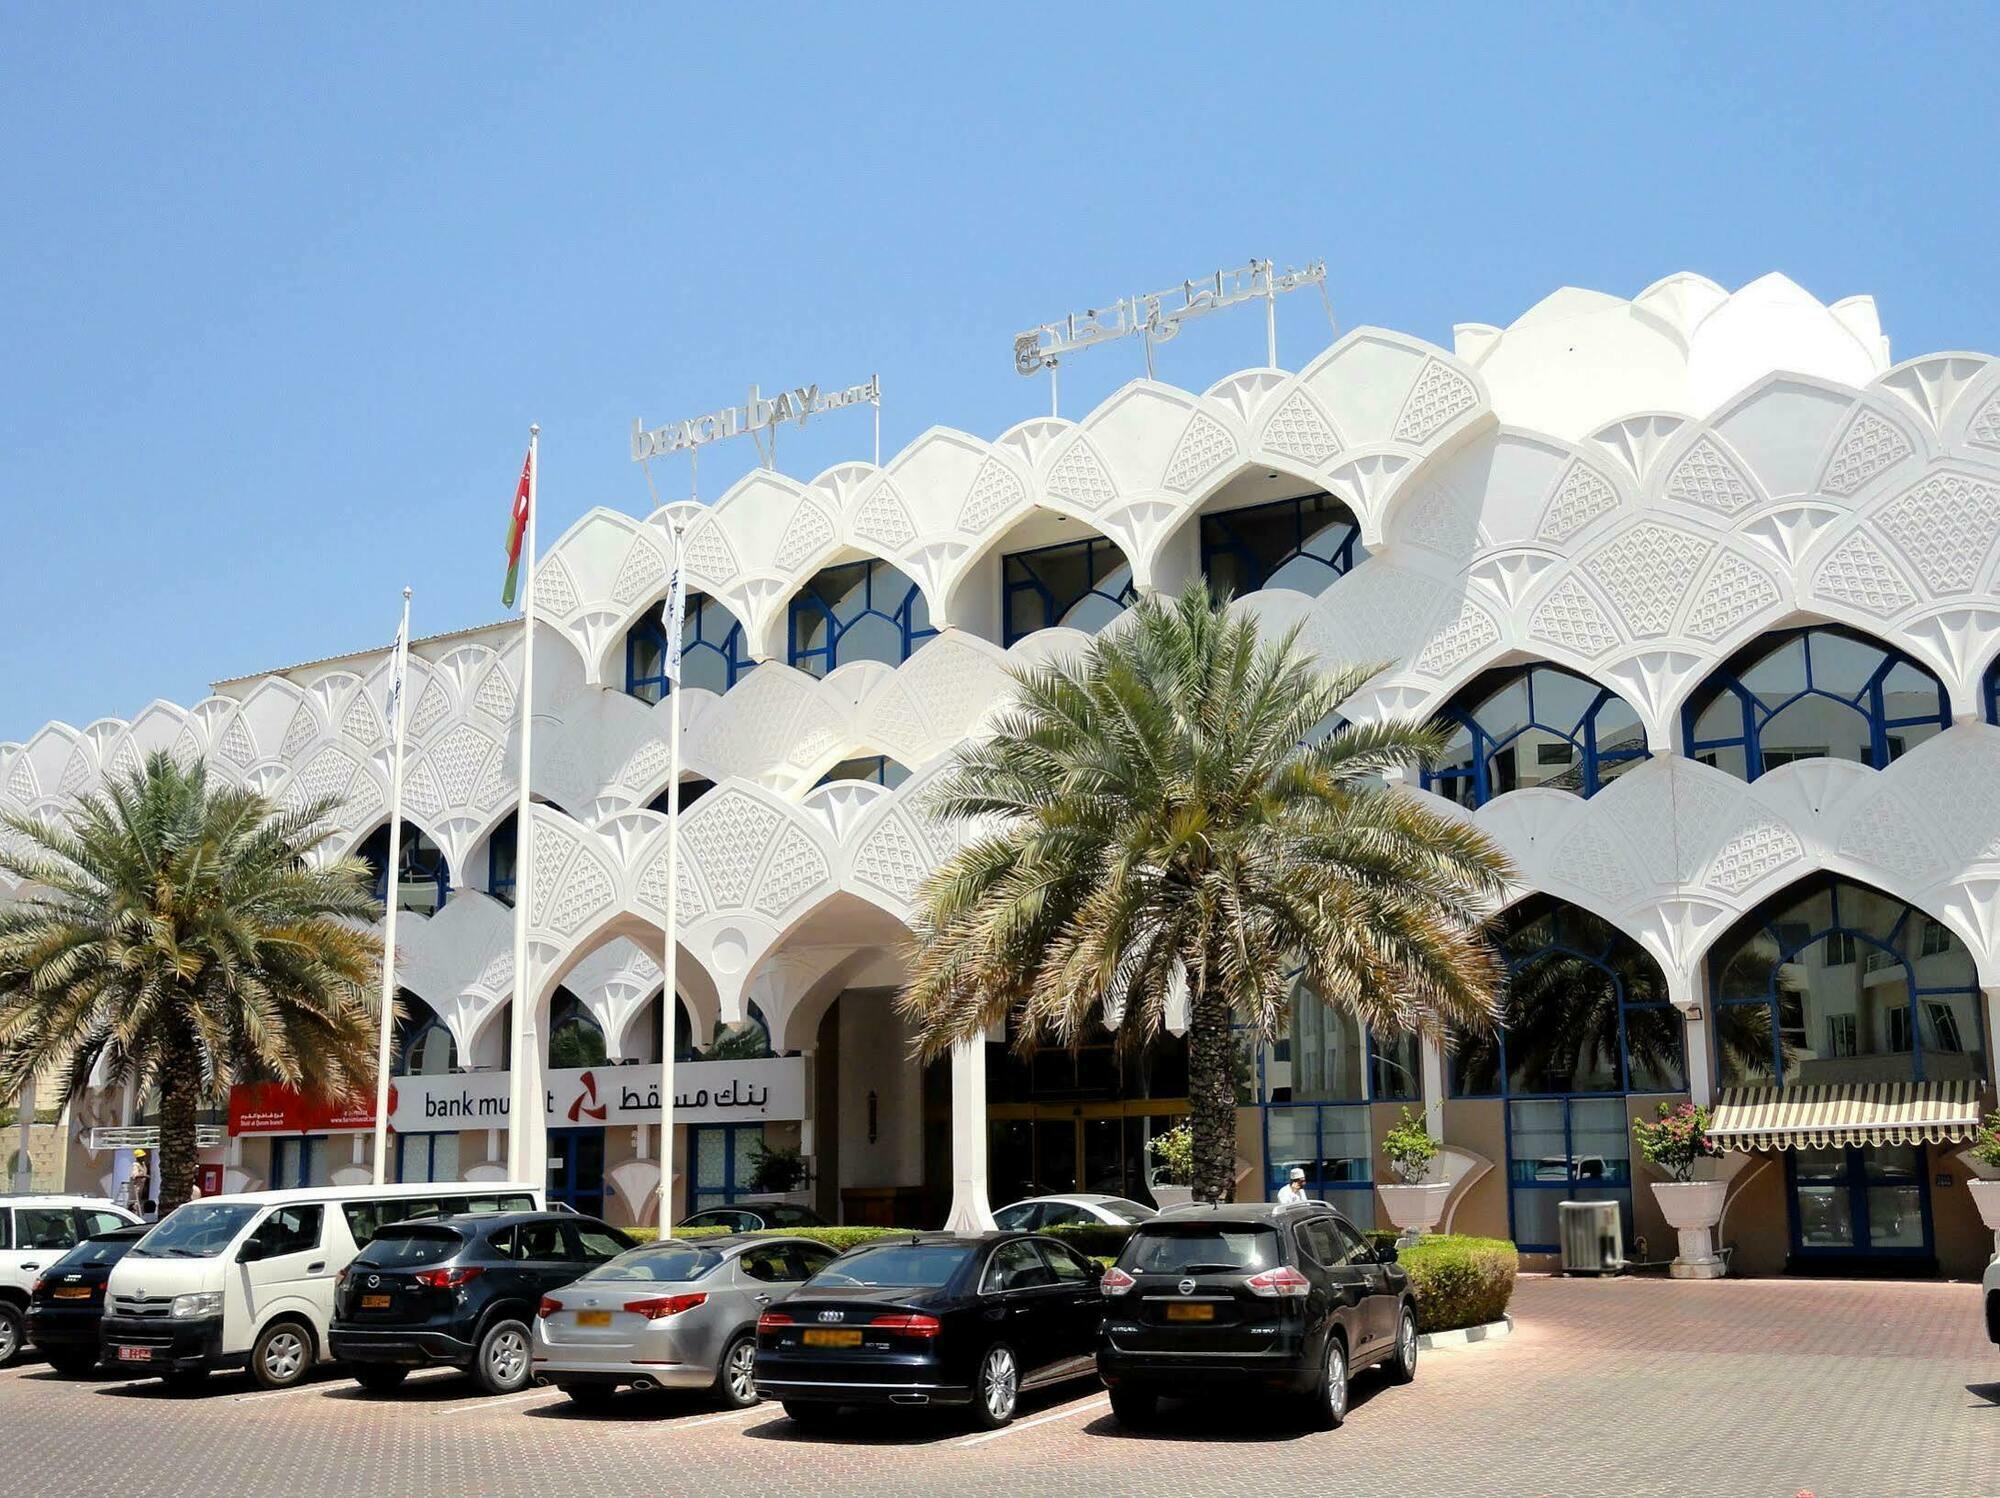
[3,1276,1994,1498]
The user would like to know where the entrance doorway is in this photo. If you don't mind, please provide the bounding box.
[547,1127,606,1217]
[987,1105,1187,1207]
[1786,1144,1932,1265]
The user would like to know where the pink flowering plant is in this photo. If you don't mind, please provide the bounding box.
[1631,1101,1724,1183]
[1971,1112,2000,1172]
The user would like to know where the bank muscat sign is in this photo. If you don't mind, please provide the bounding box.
[227,1057,806,1137]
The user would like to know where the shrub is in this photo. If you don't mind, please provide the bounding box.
[1380,1107,1439,1185]
[1970,1112,2000,1172]
[1631,1101,1723,1183]
[1147,1123,1194,1187]
[1400,1234,1517,1334]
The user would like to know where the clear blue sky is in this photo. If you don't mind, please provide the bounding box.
[4,2,1996,743]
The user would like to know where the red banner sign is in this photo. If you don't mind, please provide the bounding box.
[227,1082,378,1137]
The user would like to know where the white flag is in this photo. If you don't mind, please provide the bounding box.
[662,565,687,684]
[386,616,409,730]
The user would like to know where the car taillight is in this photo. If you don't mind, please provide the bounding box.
[1100,1267,1136,1295]
[30,1277,44,1297]
[537,1297,563,1319]
[756,1311,794,1332]
[623,1293,707,1320]
[868,1314,941,1338]
[412,1267,484,1290]
[1244,1265,1310,1297]
[334,1269,349,1291]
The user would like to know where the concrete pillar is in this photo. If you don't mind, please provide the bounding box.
[507,980,548,1186]
[1679,967,1715,1107]
[1419,1036,1447,1137]
[942,1038,995,1233]
[1984,986,2000,1097]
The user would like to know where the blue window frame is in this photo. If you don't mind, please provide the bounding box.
[269,1136,330,1191]
[395,1131,460,1185]
[1986,655,1999,726]
[1000,536,1136,645]
[814,755,910,789]
[688,1123,765,1211]
[788,560,935,677]
[1784,1144,1934,1260]
[1259,1103,1374,1229]
[358,824,451,915]
[487,814,517,907]
[546,1127,605,1216]
[626,594,751,702]
[1683,626,1949,782]
[1708,876,1986,1089]
[1424,664,1649,809]
[1198,491,1365,599]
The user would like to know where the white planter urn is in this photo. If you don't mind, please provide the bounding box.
[1967,1179,2000,1260]
[1151,1185,1194,1208]
[1377,1181,1453,1241]
[1652,1179,1728,1279]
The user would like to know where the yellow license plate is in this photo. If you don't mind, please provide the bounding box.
[802,1328,863,1348]
[1166,1303,1215,1322]
[361,1294,391,1310]
[54,1287,93,1300]
[577,1310,612,1328]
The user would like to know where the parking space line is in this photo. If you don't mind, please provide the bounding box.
[430,1385,556,1415]
[231,1368,460,1405]
[674,1404,766,1430]
[951,1395,1108,1448]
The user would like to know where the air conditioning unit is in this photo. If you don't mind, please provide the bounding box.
[1558,1199,1626,1275]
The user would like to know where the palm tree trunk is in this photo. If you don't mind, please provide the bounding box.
[156,1030,200,1214]
[1185,982,1238,1203]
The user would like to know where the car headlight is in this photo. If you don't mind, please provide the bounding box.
[170,1292,223,1319]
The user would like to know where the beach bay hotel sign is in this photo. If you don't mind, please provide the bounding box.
[229,1057,807,1136]
[631,376,880,462]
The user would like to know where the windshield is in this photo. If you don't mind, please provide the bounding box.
[581,1246,724,1284]
[129,1203,261,1258]
[354,1227,463,1269]
[805,1243,970,1289]
[1097,1199,1155,1224]
[1127,1226,1281,1275]
[52,1233,143,1271]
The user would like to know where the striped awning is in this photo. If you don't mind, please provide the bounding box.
[1707,1079,1984,1152]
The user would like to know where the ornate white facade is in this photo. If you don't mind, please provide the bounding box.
[10,271,2000,1262]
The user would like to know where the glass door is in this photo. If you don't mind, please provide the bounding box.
[547,1127,606,1217]
[1788,1145,1930,1258]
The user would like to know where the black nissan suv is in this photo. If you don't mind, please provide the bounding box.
[1096,1202,1417,1429]
[330,1211,633,1394]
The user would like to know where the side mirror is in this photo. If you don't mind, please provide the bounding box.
[236,1238,267,1263]
[1375,1245,1399,1265]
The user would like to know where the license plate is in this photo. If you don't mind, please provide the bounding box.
[54,1287,93,1300]
[361,1294,391,1310]
[1166,1303,1215,1322]
[801,1328,863,1348]
[577,1310,612,1328]
[116,1345,153,1362]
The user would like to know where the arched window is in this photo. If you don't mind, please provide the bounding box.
[1985,655,1999,726]
[646,778,715,814]
[395,994,458,1077]
[626,594,751,702]
[1683,627,1948,781]
[487,813,517,907]
[647,997,775,1063]
[1199,491,1366,598]
[1424,665,1648,809]
[815,755,910,789]
[548,991,608,1070]
[1708,876,1984,1089]
[1001,537,1135,645]
[788,560,936,676]
[1451,898,1674,1254]
[358,824,451,916]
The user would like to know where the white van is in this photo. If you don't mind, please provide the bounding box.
[1,1195,141,1364]
[100,1181,542,1389]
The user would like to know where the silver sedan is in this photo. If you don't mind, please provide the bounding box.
[532,1234,837,1409]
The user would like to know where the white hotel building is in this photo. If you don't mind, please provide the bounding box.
[10,272,2000,1276]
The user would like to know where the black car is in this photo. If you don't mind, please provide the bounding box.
[329,1211,635,1394]
[25,1227,148,1376]
[1096,1202,1416,1429]
[678,1200,827,1232]
[754,1232,1104,1430]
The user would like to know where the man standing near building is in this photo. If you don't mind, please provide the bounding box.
[1276,1166,1309,1206]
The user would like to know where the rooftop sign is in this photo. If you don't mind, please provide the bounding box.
[631,376,880,463]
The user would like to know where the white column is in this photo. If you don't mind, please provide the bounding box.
[1419,1035,1447,1137]
[942,1038,995,1233]
[1680,967,1715,1107]
[1984,986,2000,1096]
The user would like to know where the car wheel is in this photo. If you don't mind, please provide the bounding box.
[783,1400,839,1428]
[0,1303,23,1365]
[1108,1384,1157,1427]
[1389,1305,1419,1385]
[561,1382,618,1410]
[48,1348,100,1378]
[713,1332,759,1409]
[968,1343,1019,1431]
[250,1320,313,1390]
[352,1365,410,1394]
[474,1318,532,1395]
[1307,1333,1348,1430]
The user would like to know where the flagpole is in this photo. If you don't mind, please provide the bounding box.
[507,426,541,1186]
[658,524,686,1231]
[370,587,414,1185]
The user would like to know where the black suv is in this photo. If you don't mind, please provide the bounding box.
[1096,1203,1416,1429]
[26,1226,148,1375]
[330,1211,634,1394]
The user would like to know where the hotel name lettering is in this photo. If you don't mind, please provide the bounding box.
[631,377,879,461]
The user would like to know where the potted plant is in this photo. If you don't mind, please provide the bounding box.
[1147,1123,1195,1208]
[746,1140,808,1200]
[1964,1112,2000,1257]
[1376,1108,1452,1240]
[1632,1102,1728,1278]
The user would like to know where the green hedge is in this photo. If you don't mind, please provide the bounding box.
[1398,1235,1517,1334]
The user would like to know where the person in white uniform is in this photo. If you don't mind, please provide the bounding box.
[1276,1167,1310,1206]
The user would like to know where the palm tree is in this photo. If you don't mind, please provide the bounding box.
[899,585,1514,1204]
[0,751,383,1212]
